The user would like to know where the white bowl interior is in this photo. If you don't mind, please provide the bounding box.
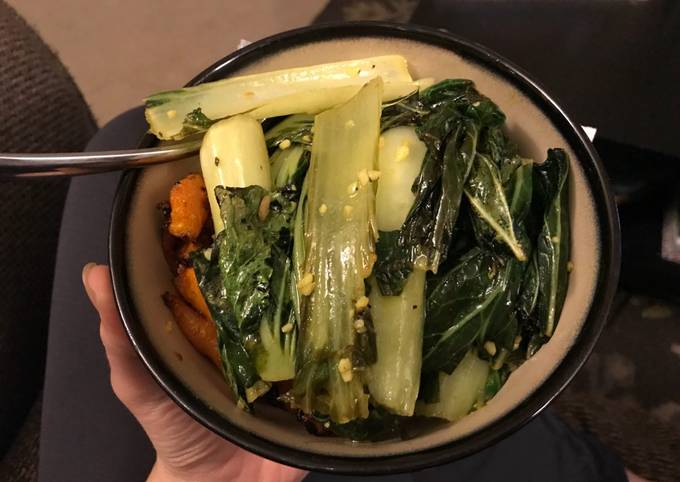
[124,36,599,457]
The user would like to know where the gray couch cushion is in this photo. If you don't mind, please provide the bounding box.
[0,0,96,458]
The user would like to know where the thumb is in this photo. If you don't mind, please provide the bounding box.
[82,263,166,411]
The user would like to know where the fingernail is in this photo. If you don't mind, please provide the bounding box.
[82,262,98,306]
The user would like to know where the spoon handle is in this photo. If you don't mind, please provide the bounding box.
[0,140,202,178]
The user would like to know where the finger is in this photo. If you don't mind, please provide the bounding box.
[82,263,166,410]
[83,264,136,359]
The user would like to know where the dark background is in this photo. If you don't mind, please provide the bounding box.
[412,0,680,159]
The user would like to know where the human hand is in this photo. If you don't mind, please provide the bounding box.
[82,263,307,482]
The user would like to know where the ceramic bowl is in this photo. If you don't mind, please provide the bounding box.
[110,22,620,474]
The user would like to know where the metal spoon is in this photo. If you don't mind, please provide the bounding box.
[0,139,202,178]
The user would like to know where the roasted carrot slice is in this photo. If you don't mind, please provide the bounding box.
[162,292,220,368]
[174,266,211,320]
[168,173,209,240]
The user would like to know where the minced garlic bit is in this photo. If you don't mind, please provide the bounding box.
[166,109,177,119]
[278,139,292,150]
[203,248,213,260]
[395,143,410,162]
[297,272,315,296]
[378,136,385,149]
[246,380,270,403]
[355,295,369,310]
[513,335,522,351]
[164,320,174,333]
[551,235,560,243]
[567,260,574,272]
[414,254,428,271]
[354,318,366,334]
[484,341,497,356]
[258,195,271,221]
[343,205,354,219]
[302,134,312,142]
[338,357,353,382]
[318,203,328,215]
[281,322,294,334]
[345,119,355,129]
[347,181,359,196]
[367,169,381,181]
[357,169,369,186]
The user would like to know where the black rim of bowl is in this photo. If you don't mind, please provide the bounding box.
[110,21,621,475]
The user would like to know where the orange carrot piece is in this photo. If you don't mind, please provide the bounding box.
[174,266,211,320]
[168,173,209,240]
[162,292,220,368]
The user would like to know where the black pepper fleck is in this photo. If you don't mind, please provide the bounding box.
[214,156,220,166]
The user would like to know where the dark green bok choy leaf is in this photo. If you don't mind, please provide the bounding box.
[476,160,534,367]
[193,185,299,408]
[423,153,536,399]
[518,253,540,322]
[193,251,265,408]
[422,248,504,374]
[375,80,508,293]
[464,153,527,262]
[532,148,571,337]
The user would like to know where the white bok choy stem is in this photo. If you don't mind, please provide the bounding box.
[293,78,382,424]
[199,115,271,233]
[146,55,417,140]
[369,126,427,416]
[416,350,489,421]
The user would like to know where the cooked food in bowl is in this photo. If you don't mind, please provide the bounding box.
[149,54,571,440]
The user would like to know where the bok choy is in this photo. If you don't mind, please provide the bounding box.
[417,350,489,421]
[193,185,301,404]
[528,149,571,337]
[145,56,417,140]
[368,126,427,416]
[199,115,271,233]
[292,78,382,424]
[193,115,302,407]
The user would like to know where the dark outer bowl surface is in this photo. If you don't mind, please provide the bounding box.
[110,22,620,475]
